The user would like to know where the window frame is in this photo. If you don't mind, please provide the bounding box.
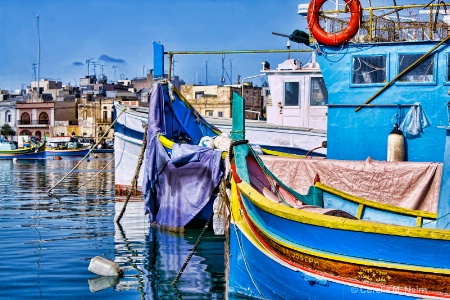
[396,52,437,86]
[309,76,328,107]
[350,54,389,87]
[284,81,300,107]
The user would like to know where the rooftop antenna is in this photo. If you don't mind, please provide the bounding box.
[32,61,37,82]
[205,60,208,85]
[172,60,177,77]
[99,64,105,76]
[112,65,119,82]
[220,54,225,85]
[143,65,145,77]
[91,61,98,77]
[36,15,40,96]
[286,40,291,60]
[229,60,233,85]
[86,58,94,77]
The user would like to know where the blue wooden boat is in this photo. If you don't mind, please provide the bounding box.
[227,1,450,299]
[46,147,91,157]
[92,148,113,154]
[0,138,46,159]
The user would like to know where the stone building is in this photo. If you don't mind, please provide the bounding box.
[181,84,263,120]
[77,97,114,143]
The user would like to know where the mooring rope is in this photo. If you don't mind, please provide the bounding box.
[74,156,115,191]
[115,124,148,224]
[172,212,214,286]
[47,107,127,194]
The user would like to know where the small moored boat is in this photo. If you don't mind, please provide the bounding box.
[0,138,46,159]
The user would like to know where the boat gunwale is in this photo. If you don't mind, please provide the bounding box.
[236,179,450,240]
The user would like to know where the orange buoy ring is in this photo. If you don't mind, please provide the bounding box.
[307,0,362,46]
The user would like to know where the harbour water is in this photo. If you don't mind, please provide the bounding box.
[0,154,226,299]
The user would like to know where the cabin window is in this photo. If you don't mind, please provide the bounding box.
[447,54,450,82]
[398,53,434,83]
[352,55,387,84]
[310,77,328,106]
[284,82,299,106]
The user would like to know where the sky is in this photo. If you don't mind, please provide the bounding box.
[0,0,432,91]
[0,0,313,91]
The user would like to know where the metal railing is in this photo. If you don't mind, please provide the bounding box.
[17,120,49,125]
[320,3,450,42]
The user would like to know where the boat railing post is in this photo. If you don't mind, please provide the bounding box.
[437,103,450,229]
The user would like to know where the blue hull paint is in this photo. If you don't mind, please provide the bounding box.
[244,193,450,269]
[46,148,91,157]
[92,149,113,153]
[229,223,413,300]
[0,151,46,159]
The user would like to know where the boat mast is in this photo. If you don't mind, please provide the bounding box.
[36,15,40,98]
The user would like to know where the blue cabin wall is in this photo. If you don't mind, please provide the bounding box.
[316,41,449,162]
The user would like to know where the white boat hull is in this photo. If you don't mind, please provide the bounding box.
[114,103,327,194]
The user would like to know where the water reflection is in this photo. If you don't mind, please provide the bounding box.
[0,155,226,299]
[114,201,226,299]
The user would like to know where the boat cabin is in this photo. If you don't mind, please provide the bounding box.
[263,55,328,131]
[316,41,450,162]
[47,136,91,149]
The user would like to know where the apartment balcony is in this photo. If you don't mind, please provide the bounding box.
[17,120,50,128]
[96,119,112,125]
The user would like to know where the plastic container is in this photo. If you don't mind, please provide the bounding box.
[198,136,215,148]
[88,256,122,277]
[88,275,120,292]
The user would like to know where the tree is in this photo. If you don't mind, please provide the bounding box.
[0,124,16,139]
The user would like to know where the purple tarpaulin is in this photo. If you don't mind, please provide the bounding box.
[142,82,224,229]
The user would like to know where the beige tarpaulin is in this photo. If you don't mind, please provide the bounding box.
[260,156,442,213]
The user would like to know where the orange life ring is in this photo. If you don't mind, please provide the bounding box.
[307,0,362,46]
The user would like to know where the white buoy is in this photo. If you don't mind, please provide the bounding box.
[13,158,17,163]
[387,123,405,162]
[88,256,122,277]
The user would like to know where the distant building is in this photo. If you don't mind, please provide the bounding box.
[16,101,53,141]
[77,97,114,143]
[30,79,63,101]
[181,84,263,120]
[0,101,17,140]
[132,72,154,92]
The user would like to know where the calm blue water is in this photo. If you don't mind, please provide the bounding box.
[0,154,226,299]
